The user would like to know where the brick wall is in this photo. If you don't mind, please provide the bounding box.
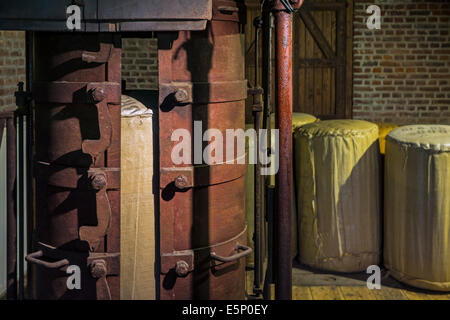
[353,0,450,124]
[122,38,158,91]
[0,31,26,113]
[0,34,157,99]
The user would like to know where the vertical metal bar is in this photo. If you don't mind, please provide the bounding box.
[253,16,263,294]
[6,114,17,300]
[18,112,25,300]
[25,30,34,301]
[262,12,273,131]
[263,184,275,299]
[15,80,28,301]
[253,112,262,292]
[274,7,294,301]
[262,9,274,299]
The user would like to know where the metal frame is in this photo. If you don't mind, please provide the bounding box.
[0,0,212,32]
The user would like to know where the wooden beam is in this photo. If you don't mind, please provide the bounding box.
[298,8,335,59]
[336,6,348,118]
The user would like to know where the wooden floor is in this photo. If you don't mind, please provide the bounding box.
[246,264,450,300]
[289,285,450,300]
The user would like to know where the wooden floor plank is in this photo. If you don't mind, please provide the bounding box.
[370,287,409,300]
[309,286,345,300]
[426,292,450,300]
[401,290,432,300]
[245,269,450,301]
[292,286,313,300]
[339,286,377,300]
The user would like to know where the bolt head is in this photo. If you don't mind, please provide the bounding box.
[91,173,107,191]
[90,260,107,279]
[174,89,189,103]
[174,175,188,189]
[91,88,106,103]
[175,260,189,277]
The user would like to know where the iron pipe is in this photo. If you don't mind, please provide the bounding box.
[272,0,303,300]
[261,7,274,300]
[253,16,263,294]
[18,112,24,300]
[25,31,35,300]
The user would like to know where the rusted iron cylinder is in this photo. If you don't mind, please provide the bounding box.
[158,0,249,300]
[6,114,17,300]
[274,9,294,300]
[31,33,122,300]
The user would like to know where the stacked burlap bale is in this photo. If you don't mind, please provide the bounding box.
[384,125,450,291]
[269,112,318,139]
[120,95,155,299]
[295,120,381,272]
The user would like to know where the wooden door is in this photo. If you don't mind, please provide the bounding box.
[294,0,353,119]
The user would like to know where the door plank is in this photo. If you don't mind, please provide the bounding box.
[313,11,324,115]
[292,0,351,119]
[298,8,335,59]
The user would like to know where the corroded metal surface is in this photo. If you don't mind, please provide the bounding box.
[271,0,302,300]
[29,33,121,300]
[158,0,249,300]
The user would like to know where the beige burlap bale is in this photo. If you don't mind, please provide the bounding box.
[295,120,381,272]
[384,125,450,291]
[120,95,155,300]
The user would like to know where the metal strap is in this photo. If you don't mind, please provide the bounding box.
[33,81,121,104]
[35,161,120,190]
[160,154,247,189]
